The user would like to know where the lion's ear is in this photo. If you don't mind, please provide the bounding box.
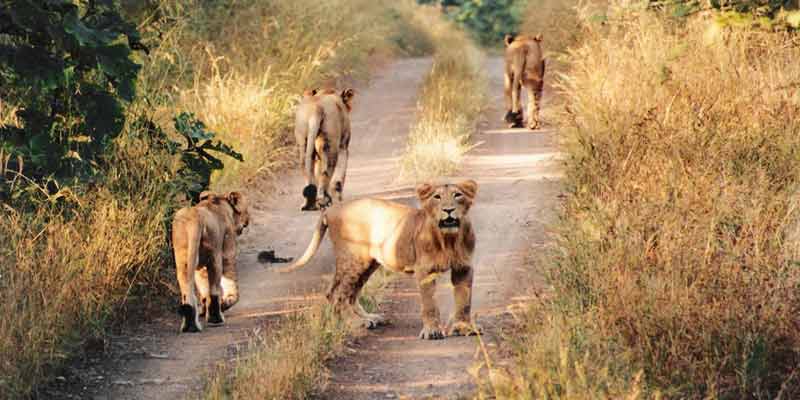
[534,33,543,42]
[504,33,516,47]
[199,191,215,201]
[303,88,319,97]
[227,191,246,213]
[416,183,434,201]
[457,180,478,199]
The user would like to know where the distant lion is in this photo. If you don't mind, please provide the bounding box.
[294,88,355,211]
[504,33,545,130]
[278,181,480,340]
[172,191,249,333]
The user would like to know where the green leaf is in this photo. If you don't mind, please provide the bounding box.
[63,11,118,48]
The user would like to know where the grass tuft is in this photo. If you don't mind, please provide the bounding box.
[203,306,348,400]
[400,8,487,181]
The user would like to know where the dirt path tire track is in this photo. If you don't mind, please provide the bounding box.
[321,56,561,399]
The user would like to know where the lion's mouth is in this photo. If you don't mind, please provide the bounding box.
[438,217,460,229]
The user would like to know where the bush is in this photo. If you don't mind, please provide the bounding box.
[417,0,526,46]
[0,1,145,182]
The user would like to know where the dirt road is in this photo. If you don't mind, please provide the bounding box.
[50,56,560,400]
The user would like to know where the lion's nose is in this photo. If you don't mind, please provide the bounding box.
[443,208,455,215]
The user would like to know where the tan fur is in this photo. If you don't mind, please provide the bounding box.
[172,191,250,333]
[504,33,545,130]
[279,181,479,340]
[294,88,355,210]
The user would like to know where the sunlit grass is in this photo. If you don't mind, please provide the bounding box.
[400,9,487,181]
[483,3,800,398]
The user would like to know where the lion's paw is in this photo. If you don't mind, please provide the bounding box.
[418,325,445,340]
[366,314,387,328]
[448,321,481,337]
[179,304,202,333]
[206,295,225,327]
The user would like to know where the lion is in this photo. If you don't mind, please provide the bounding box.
[277,180,479,340]
[172,191,250,333]
[504,33,546,130]
[294,88,355,211]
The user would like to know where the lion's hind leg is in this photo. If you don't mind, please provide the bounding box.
[328,256,382,329]
[314,135,334,209]
[194,267,210,318]
[174,216,203,333]
[205,253,225,327]
[525,79,544,130]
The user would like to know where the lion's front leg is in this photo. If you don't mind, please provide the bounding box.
[415,270,444,340]
[449,265,480,337]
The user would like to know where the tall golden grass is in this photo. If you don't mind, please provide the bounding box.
[486,4,800,398]
[400,8,487,181]
[0,134,176,397]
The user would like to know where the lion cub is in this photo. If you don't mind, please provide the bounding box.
[172,191,250,333]
[278,181,479,340]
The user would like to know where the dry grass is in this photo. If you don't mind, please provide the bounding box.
[200,270,393,400]
[202,306,348,400]
[0,133,176,398]
[143,0,434,189]
[400,8,487,181]
[486,4,800,399]
[519,0,585,54]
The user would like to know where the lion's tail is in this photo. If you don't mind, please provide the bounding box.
[276,214,328,273]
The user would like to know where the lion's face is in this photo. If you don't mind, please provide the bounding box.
[416,180,478,235]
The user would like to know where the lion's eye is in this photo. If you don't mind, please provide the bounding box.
[433,194,441,200]
[454,192,462,198]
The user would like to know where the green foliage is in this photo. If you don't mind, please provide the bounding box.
[133,112,243,203]
[647,0,800,29]
[417,0,524,46]
[0,0,147,182]
[172,113,243,202]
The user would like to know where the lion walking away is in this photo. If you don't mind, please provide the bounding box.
[172,191,250,333]
[503,33,545,130]
[294,88,355,211]
[277,181,481,340]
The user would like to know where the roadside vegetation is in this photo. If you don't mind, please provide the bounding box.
[478,0,800,398]
[0,0,431,397]
[400,7,488,181]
